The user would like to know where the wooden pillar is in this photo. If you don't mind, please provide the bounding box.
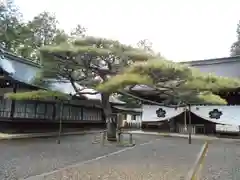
[238,125,240,137]
[34,102,37,119]
[81,107,84,120]
[188,105,192,144]
[57,100,63,144]
[184,107,187,133]
[52,102,56,120]
[10,83,17,118]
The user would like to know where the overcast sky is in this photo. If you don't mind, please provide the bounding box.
[15,0,240,62]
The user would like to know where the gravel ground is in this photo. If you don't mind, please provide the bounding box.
[27,137,204,180]
[200,141,240,180]
[0,133,160,180]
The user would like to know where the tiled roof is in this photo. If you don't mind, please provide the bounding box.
[180,56,240,66]
[0,49,125,104]
[0,53,40,84]
[113,105,142,113]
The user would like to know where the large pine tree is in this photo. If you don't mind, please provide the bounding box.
[7,36,154,141]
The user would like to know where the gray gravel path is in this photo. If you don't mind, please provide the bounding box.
[0,134,159,180]
[28,137,204,180]
[201,141,240,180]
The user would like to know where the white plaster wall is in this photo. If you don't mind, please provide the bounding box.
[126,114,131,121]
[125,114,142,128]
[142,105,185,122]
[126,114,142,122]
[192,105,240,132]
[192,61,240,78]
[142,105,240,132]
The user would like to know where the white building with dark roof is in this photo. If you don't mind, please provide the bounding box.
[0,49,125,132]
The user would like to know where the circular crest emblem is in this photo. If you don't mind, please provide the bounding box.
[209,109,222,119]
[156,108,166,118]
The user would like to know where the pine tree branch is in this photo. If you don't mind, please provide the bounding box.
[118,90,184,108]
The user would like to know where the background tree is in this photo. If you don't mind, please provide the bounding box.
[70,24,86,38]
[17,11,69,60]
[0,0,24,52]
[0,3,86,61]
[137,39,153,53]
[14,13,87,61]
[137,39,162,59]
[230,20,240,56]
[8,36,153,141]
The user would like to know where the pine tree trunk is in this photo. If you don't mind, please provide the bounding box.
[101,93,117,141]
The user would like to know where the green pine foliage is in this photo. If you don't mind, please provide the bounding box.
[38,36,154,89]
[5,90,69,101]
[97,58,240,105]
[7,36,154,101]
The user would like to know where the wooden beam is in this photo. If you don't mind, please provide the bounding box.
[0,75,6,79]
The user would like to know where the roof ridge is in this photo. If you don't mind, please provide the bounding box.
[180,55,240,65]
[0,48,42,68]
